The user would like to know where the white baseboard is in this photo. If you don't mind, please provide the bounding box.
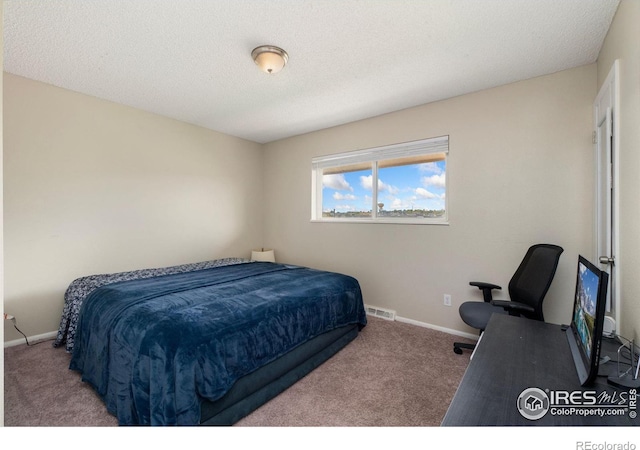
[4,330,58,348]
[3,318,477,348]
[395,316,479,341]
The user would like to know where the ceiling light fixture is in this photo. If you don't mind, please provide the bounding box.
[251,45,289,74]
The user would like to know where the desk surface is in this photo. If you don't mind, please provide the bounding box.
[442,314,638,426]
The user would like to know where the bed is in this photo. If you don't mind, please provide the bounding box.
[54,258,367,425]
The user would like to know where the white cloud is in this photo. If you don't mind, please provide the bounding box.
[360,175,374,190]
[323,174,352,191]
[333,192,356,201]
[415,187,437,199]
[360,175,399,194]
[418,162,444,174]
[421,173,446,188]
[385,184,400,195]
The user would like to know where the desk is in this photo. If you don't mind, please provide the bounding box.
[442,314,638,426]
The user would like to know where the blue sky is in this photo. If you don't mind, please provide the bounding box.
[578,262,600,317]
[322,160,446,214]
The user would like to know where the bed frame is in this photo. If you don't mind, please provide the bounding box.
[200,323,359,425]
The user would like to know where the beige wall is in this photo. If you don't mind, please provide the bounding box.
[3,74,264,342]
[263,64,597,335]
[597,0,640,341]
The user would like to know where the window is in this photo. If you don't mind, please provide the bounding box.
[311,136,448,224]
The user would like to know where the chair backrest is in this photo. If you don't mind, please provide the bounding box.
[508,244,564,321]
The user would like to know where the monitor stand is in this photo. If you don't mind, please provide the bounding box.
[607,373,640,389]
[606,337,640,389]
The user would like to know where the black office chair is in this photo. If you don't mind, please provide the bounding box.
[453,243,564,354]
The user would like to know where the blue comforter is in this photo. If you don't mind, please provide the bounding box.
[70,262,366,425]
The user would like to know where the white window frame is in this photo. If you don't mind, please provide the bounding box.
[311,136,449,225]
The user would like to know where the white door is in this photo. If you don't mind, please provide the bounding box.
[594,61,619,330]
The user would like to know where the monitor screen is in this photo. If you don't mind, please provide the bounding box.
[565,255,609,386]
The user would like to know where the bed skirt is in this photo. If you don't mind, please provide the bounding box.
[200,323,359,425]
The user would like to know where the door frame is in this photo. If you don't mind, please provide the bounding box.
[594,60,620,331]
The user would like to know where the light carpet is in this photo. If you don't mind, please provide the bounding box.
[4,317,472,426]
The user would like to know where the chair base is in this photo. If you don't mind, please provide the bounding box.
[453,341,476,355]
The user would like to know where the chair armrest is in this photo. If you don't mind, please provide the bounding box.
[491,300,535,316]
[470,281,502,302]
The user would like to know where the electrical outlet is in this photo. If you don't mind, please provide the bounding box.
[4,313,15,320]
[444,294,452,307]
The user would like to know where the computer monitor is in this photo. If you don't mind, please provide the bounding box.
[565,255,609,386]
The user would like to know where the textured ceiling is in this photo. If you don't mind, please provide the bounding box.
[3,0,620,144]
